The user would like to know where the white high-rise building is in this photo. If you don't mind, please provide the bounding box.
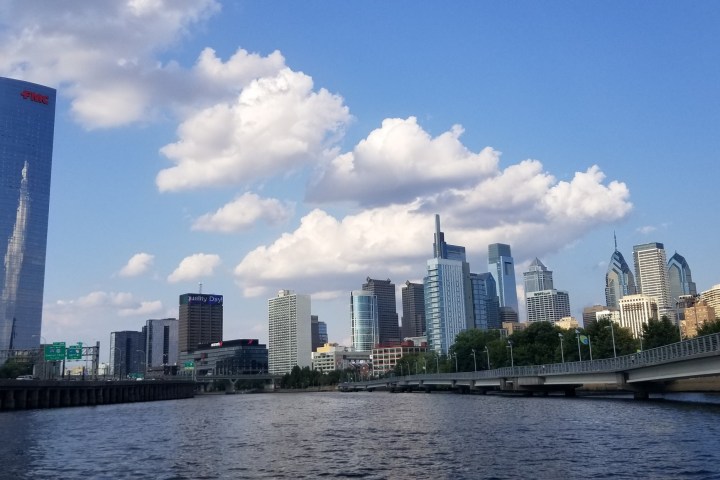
[633,242,672,321]
[700,284,720,317]
[268,290,312,375]
[524,258,570,324]
[618,294,659,338]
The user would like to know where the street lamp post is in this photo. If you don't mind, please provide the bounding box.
[471,348,477,372]
[33,335,47,379]
[575,329,583,361]
[507,340,514,368]
[558,333,565,363]
[606,322,617,358]
[588,335,593,361]
[435,354,439,374]
[484,346,491,370]
[675,300,683,341]
[136,349,146,378]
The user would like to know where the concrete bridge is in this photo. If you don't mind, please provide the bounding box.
[342,332,720,400]
[189,373,282,393]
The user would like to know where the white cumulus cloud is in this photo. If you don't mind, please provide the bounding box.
[192,192,294,233]
[118,300,163,317]
[308,117,499,206]
[0,0,221,128]
[168,253,221,283]
[119,252,155,277]
[156,68,350,191]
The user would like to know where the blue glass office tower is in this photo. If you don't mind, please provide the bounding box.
[0,77,56,353]
[488,243,519,315]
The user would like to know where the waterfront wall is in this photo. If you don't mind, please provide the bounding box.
[0,379,194,411]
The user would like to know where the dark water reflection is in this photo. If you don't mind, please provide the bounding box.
[2,392,720,479]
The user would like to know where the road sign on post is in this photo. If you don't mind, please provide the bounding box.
[183,361,194,370]
[66,345,83,360]
[44,342,66,361]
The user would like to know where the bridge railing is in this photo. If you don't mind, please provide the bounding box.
[354,332,720,385]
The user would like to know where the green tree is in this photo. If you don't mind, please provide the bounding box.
[449,329,502,371]
[697,318,720,336]
[508,322,564,365]
[641,316,680,349]
[585,318,638,358]
[0,358,33,379]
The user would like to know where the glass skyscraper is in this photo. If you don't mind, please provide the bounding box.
[0,77,56,354]
[488,243,519,315]
[424,215,472,354]
[605,235,636,309]
[667,252,697,303]
[350,290,378,351]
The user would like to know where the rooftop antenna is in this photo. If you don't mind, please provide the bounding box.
[199,282,203,294]
[614,231,618,252]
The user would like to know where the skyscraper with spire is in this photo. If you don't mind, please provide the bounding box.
[667,252,697,302]
[605,233,636,309]
[424,215,473,354]
[523,258,571,323]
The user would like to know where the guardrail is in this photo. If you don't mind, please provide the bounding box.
[352,332,720,385]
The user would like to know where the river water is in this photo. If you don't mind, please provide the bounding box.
[1,391,720,479]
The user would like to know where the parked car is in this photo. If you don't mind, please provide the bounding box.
[16,375,35,380]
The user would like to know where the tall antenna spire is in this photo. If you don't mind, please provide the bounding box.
[614,231,618,252]
[199,282,203,294]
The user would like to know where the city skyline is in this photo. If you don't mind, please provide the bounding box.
[0,2,718,352]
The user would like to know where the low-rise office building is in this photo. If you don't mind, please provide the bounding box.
[311,343,370,373]
[372,341,427,377]
[178,339,268,377]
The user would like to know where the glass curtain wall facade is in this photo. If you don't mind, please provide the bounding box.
[488,243,519,314]
[0,77,56,354]
[362,278,400,344]
[425,258,469,354]
[470,272,500,330]
[401,281,425,338]
[605,249,636,309]
[667,252,697,304]
[351,291,378,351]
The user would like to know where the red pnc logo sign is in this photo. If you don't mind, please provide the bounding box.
[20,90,49,105]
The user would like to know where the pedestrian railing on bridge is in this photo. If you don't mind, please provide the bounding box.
[353,332,720,385]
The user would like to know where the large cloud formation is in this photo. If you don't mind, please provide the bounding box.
[235,118,632,297]
[0,0,221,128]
[308,117,499,206]
[157,68,350,191]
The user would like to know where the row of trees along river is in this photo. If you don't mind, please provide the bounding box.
[278,316,720,388]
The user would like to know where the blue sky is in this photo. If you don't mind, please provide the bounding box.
[1,1,718,355]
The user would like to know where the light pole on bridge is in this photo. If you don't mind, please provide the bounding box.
[606,321,617,358]
[507,340,514,368]
[484,345,490,370]
[558,333,565,363]
[575,329,583,361]
[471,348,477,372]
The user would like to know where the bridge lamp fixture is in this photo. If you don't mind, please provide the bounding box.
[558,333,565,363]
[484,346,491,370]
[506,340,514,368]
[471,349,477,372]
[605,322,617,358]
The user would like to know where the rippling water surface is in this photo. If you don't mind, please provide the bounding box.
[2,392,720,479]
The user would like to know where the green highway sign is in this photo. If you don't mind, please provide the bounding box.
[66,345,83,360]
[44,342,66,361]
[183,361,195,369]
